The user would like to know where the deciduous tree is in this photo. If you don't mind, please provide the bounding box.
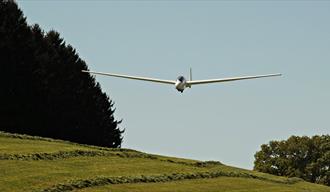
[254,135,330,186]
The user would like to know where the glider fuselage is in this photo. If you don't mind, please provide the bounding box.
[175,76,187,92]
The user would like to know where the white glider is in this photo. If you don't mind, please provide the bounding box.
[82,69,281,93]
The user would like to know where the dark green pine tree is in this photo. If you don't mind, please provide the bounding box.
[0,0,123,147]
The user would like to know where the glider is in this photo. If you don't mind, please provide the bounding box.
[82,69,281,93]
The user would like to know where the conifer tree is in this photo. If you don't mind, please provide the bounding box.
[0,0,123,147]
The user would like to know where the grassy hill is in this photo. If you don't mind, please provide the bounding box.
[0,132,329,192]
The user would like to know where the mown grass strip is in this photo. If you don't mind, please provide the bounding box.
[39,170,302,192]
[0,150,112,160]
[0,149,161,161]
[0,149,222,168]
[0,131,133,153]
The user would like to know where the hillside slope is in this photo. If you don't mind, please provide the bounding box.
[0,132,329,192]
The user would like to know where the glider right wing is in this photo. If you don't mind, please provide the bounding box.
[82,70,176,85]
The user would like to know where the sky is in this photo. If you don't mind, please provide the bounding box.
[17,1,330,169]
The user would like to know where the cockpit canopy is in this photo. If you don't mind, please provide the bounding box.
[177,76,185,82]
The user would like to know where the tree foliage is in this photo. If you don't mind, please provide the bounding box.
[254,135,330,186]
[0,0,123,147]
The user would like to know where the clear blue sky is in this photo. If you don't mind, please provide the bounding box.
[18,1,330,169]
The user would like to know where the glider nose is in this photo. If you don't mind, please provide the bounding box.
[175,80,185,92]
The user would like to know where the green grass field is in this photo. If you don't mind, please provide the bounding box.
[0,132,329,192]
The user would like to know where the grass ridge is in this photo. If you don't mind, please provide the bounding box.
[39,170,302,192]
[0,149,222,169]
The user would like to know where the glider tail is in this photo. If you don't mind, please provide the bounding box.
[190,67,192,81]
[187,67,192,88]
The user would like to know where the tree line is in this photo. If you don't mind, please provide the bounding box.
[254,135,330,186]
[0,0,123,147]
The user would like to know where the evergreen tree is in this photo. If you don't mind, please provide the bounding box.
[0,0,123,147]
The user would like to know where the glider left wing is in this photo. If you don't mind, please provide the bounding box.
[187,74,281,85]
